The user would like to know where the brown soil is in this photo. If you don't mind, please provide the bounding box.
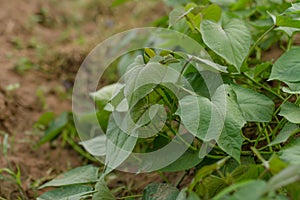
[0,1,169,199]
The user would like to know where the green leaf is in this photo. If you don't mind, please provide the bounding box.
[143,183,179,200]
[269,47,300,83]
[175,52,228,73]
[214,180,266,200]
[38,112,69,146]
[90,83,123,107]
[35,112,55,127]
[209,0,237,6]
[276,16,300,29]
[111,0,132,7]
[189,157,229,190]
[279,102,300,124]
[169,7,194,28]
[265,164,300,192]
[160,150,202,172]
[269,122,300,146]
[279,138,300,165]
[269,155,288,175]
[79,135,106,157]
[178,85,246,161]
[104,116,138,173]
[37,185,93,200]
[285,3,300,15]
[200,18,251,72]
[231,84,275,122]
[282,86,300,94]
[275,27,300,37]
[92,179,115,200]
[176,188,201,200]
[217,87,246,162]
[39,165,99,188]
[202,4,222,22]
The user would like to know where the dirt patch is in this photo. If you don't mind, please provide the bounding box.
[0,0,169,199]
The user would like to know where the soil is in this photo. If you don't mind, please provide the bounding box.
[0,1,169,199]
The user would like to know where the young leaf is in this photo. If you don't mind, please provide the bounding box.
[39,165,99,188]
[279,102,300,124]
[269,47,300,83]
[38,112,69,146]
[169,7,194,28]
[143,183,179,200]
[200,18,251,72]
[92,179,115,200]
[90,83,123,107]
[202,4,222,22]
[37,185,94,200]
[269,122,300,146]
[231,84,275,122]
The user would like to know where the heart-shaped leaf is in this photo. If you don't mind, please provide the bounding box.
[200,18,251,72]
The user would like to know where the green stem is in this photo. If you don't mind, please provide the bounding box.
[62,131,98,162]
[254,123,264,148]
[175,171,188,187]
[242,72,285,101]
[117,195,143,199]
[165,123,197,151]
[241,150,273,156]
[251,147,269,169]
[157,171,171,184]
[262,123,273,152]
[242,24,276,66]
[287,36,293,51]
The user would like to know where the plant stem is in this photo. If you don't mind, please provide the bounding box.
[242,24,276,66]
[175,171,188,187]
[157,171,171,184]
[287,36,293,51]
[254,123,264,148]
[251,147,269,169]
[262,123,273,152]
[165,123,197,151]
[117,194,143,199]
[242,72,285,101]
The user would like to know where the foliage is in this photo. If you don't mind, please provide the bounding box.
[38,0,300,199]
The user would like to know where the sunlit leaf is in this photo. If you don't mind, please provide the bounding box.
[200,18,251,72]
[37,185,93,200]
[39,165,99,188]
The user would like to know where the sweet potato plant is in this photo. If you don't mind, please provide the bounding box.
[37,0,300,199]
